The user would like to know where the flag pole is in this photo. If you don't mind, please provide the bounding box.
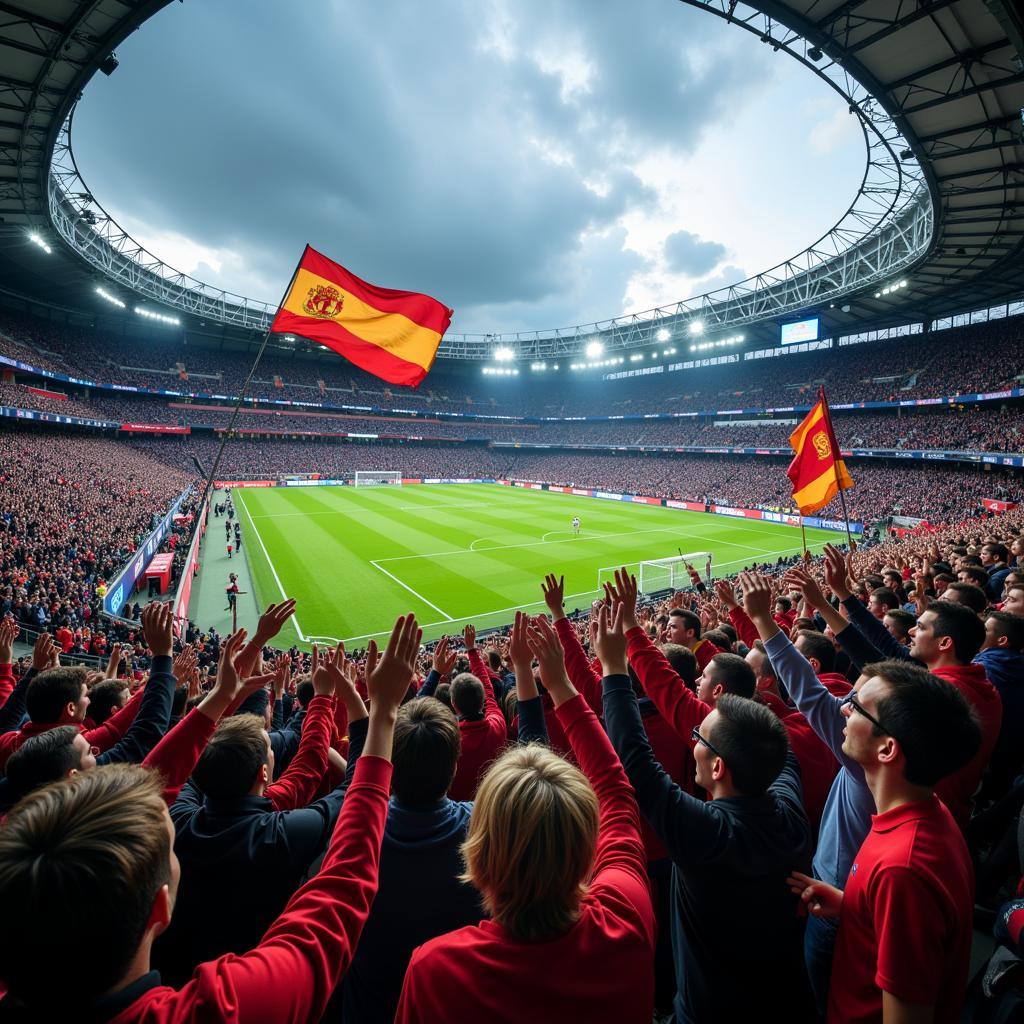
[820,385,856,551]
[199,249,307,512]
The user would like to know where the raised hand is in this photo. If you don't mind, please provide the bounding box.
[463,623,476,651]
[738,572,777,632]
[367,614,421,713]
[714,578,739,611]
[592,601,628,677]
[141,602,174,659]
[787,871,844,919]
[312,641,344,697]
[273,651,292,698]
[612,567,640,631]
[508,610,532,669]
[431,635,457,675]
[254,599,297,644]
[173,643,196,682]
[782,566,828,611]
[541,573,566,620]
[822,545,851,600]
[525,614,574,706]
[0,617,19,665]
[31,632,58,671]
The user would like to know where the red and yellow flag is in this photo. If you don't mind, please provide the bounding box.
[786,389,853,515]
[270,245,453,387]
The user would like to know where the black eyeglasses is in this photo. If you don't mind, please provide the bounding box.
[840,691,892,738]
[691,725,724,759]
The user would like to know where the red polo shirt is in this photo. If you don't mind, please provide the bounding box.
[828,795,973,1024]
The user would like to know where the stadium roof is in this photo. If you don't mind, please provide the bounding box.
[0,0,1021,357]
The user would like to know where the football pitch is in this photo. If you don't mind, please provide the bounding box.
[234,484,840,647]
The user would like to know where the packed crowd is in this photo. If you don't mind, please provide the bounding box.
[3,310,1024,420]
[0,500,1022,1022]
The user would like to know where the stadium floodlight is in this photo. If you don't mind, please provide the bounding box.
[630,353,643,362]
[688,321,704,335]
[530,362,547,371]
[585,340,604,358]
[493,346,515,362]
[95,286,125,309]
[28,232,52,254]
[135,307,181,326]
[656,328,671,342]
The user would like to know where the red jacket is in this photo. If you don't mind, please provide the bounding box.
[933,663,1002,827]
[447,650,509,801]
[396,696,656,1024]
[0,664,13,707]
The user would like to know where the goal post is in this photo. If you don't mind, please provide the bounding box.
[598,552,710,596]
[354,471,402,487]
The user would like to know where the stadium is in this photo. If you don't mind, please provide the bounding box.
[0,0,1022,1021]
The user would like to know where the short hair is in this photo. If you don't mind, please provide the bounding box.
[434,682,452,710]
[960,566,990,587]
[4,726,82,801]
[669,608,701,639]
[502,688,519,728]
[295,679,315,708]
[392,699,461,804]
[865,661,982,786]
[450,672,485,718]
[192,714,268,798]
[926,600,986,662]
[0,765,170,1004]
[795,630,836,673]
[661,643,697,689]
[775,596,792,612]
[943,581,989,615]
[462,744,598,941]
[984,542,1009,562]
[171,685,187,718]
[883,609,917,638]
[708,653,756,699]
[25,666,87,724]
[487,650,502,672]
[87,679,128,725]
[986,610,1024,652]
[703,628,731,651]
[869,588,900,612]
[711,694,790,796]
[717,623,737,646]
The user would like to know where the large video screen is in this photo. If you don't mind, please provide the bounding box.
[780,317,820,345]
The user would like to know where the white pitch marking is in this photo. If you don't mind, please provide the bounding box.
[369,560,454,621]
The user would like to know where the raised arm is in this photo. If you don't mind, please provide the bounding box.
[509,610,547,745]
[0,619,19,704]
[543,573,603,713]
[464,624,505,730]
[417,635,455,698]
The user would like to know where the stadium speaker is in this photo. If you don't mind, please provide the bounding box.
[99,54,119,76]
[807,46,823,62]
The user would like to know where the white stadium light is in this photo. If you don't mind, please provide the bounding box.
[28,232,52,255]
[656,328,670,342]
[493,346,515,362]
[135,306,181,326]
[688,320,704,335]
[95,286,126,309]
[585,340,604,358]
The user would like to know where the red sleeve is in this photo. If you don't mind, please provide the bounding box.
[83,685,143,751]
[0,730,21,771]
[554,695,655,944]
[0,664,13,706]
[728,607,760,651]
[153,756,392,1024]
[626,626,711,745]
[267,696,332,811]
[872,866,951,1005]
[142,707,217,804]
[554,617,603,715]
[332,695,350,753]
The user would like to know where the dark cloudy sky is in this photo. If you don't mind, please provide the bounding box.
[73,0,862,335]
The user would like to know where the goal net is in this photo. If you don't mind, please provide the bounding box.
[354,471,402,487]
[597,552,710,596]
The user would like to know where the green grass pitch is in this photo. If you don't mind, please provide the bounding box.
[234,483,841,648]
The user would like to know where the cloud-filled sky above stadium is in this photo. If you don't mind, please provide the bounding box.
[73,0,863,335]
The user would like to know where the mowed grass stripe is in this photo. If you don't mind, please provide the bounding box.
[236,484,839,646]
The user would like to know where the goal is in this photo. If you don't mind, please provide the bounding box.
[597,551,710,596]
[354,471,402,487]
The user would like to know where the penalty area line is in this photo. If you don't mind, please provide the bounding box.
[369,560,454,621]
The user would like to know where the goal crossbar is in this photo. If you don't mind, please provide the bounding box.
[597,551,710,595]
[354,471,402,487]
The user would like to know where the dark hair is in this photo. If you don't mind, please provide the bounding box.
[925,600,986,662]
[944,581,988,615]
[87,679,129,726]
[192,715,268,798]
[960,566,990,588]
[986,610,1024,652]
[171,685,188,719]
[717,623,737,646]
[487,650,502,672]
[795,630,836,674]
[983,542,1009,563]
[703,628,731,651]
[392,699,461,804]
[774,596,792,612]
[296,679,315,708]
[451,672,485,718]
[870,588,900,612]
[884,609,917,637]
[25,667,88,724]
[5,726,82,801]
[711,694,789,796]
[661,643,697,689]
[865,661,982,786]
[708,653,756,699]
[669,608,701,639]
[0,765,170,1005]
[434,682,453,710]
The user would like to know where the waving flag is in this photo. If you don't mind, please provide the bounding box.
[270,245,453,387]
[786,388,854,515]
